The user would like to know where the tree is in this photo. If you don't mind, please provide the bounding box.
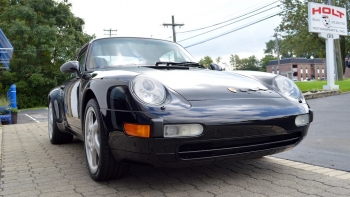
[0,0,94,108]
[199,56,213,68]
[228,54,240,70]
[278,0,350,78]
[260,55,276,72]
[215,56,221,64]
[236,55,261,71]
[264,38,294,59]
[264,40,278,56]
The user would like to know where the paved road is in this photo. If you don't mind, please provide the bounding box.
[1,123,350,196]
[17,109,48,124]
[275,93,350,172]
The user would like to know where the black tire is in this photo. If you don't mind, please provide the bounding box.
[84,98,129,181]
[48,100,73,144]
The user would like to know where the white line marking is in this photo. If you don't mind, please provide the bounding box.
[25,114,40,123]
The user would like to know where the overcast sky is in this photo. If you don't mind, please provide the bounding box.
[70,0,282,65]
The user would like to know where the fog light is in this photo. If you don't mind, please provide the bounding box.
[164,124,203,137]
[295,114,309,127]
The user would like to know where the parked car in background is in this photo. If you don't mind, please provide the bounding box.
[48,37,313,181]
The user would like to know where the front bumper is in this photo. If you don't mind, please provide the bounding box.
[103,98,312,167]
[108,119,310,168]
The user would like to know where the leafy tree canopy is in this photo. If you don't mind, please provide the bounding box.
[235,55,261,71]
[260,55,277,71]
[201,54,266,71]
[199,56,213,68]
[0,0,94,108]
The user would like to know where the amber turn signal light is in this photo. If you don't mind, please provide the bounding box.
[124,123,150,138]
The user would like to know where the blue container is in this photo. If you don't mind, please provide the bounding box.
[9,84,17,108]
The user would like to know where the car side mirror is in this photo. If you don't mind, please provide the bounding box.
[210,63,222,71]
[60,61,80,75]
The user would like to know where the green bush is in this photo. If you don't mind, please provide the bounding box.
[0,96,9,106]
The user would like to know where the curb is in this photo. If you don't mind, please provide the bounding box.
[267,157,350,180]
[303,90,340,100]
[0,126,2,165]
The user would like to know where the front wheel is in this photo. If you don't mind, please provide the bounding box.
[48,100,73,144]
[84,98,129,181]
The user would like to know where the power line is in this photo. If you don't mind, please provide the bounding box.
[178,5,281,42]
[185,12,282,49]
[189,36,273,54]
[162,15,184,42]
[208,0,280,26]
[178,0,241,22]
[177,0,279,34]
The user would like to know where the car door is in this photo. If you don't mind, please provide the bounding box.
[64,47,87,134]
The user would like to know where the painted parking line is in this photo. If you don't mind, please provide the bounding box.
[25,114,40,123]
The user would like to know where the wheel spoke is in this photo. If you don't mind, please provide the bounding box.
[94,133,100,155]
[91,146,98,166]
[92,121,98,133]
[89,112,94,127]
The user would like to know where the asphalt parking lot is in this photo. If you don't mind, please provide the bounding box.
[1,123,350,197]
[17,109,48,124]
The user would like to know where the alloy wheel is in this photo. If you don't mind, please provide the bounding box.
[84,107,101,173]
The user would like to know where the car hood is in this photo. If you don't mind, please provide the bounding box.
[141,69,280,101]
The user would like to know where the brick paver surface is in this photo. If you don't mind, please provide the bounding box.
[1,123,350,197]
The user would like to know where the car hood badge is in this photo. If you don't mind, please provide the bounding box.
[227,87,237,93]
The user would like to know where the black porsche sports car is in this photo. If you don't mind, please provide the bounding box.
[48,37,313,181]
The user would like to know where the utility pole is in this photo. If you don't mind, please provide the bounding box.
[162,16,184,42]
[104,29,117,37]
[274,33,280,75]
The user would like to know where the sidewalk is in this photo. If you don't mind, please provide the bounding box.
[1,123,350,197]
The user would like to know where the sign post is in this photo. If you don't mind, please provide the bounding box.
[308,2,347,90]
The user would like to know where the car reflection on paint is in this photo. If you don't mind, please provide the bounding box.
[48,37,313,181]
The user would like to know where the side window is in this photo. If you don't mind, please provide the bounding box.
[78,50,87,71]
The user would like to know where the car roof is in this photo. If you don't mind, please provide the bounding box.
[90,37,174,44]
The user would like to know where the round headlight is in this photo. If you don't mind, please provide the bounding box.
[131,75,166,105]
[274,75,301,99]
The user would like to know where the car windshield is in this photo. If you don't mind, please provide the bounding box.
[87,38,197,70]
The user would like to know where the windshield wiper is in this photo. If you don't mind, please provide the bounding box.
[154,61,204,68]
